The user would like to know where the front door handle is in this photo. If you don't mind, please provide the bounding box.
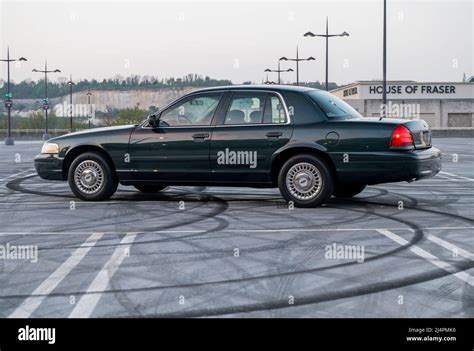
[266,131,282,139]
[192,132,210,141]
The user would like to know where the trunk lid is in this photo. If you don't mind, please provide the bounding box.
[355,117,432,149]
[398,119,432,149]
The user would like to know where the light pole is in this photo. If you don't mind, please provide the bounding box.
[86,90,92,129]
[67,75,75,132]
[279,46,315,86]
[304,17,349,91]
[1,47,27,145]
[382,0,387,116]
[264,73,276,85]
[264,62,293,84]
[32,61,61,140]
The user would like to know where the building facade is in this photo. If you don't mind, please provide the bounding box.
[330,81,474,128]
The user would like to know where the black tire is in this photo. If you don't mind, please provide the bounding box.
[68,152,118,201]
[133,184,167,193]
[333,183,366,198]
[278,154,333,208]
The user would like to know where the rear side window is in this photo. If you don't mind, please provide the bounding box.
[263,94,288,124]
[283,92,326,124]
[306,90,361,119]
[224,92,266,125]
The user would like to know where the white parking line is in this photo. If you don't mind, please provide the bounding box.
[425,234,474,261]
[69,233,137,318]
[376,229,474,287]
[8,232,104,318]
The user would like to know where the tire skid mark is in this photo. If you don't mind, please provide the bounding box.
[0,203,424,301]
[2,167,473,317]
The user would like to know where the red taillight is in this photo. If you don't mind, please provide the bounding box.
[390,125,413,148]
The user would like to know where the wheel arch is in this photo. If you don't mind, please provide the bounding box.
[62,144,117,180]
[270,145,337,186]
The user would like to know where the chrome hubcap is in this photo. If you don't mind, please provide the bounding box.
[74,160,104,194]
[286,162,322,201]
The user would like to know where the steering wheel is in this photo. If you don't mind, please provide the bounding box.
[175,114,193,125]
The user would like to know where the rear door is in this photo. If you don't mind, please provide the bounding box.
[210,90,293,184]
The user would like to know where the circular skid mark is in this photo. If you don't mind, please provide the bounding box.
[1,203,426,303]
[2,173,473,317]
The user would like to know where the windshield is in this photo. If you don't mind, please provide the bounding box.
[306,90,362,119]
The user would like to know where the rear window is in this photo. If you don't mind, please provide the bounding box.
[306,90,361,119]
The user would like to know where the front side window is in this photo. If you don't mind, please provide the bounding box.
[160,93,222,126]
[224,93,267,125]
[306,90,361,119]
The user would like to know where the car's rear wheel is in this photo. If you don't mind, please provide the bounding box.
[278,154,333,208]
[68,152,118,201]
[333,183,366,198]
[133,184,167,193]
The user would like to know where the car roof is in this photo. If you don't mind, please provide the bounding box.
[192,84,317,94]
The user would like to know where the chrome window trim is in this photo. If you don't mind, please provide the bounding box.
[139,91,226,129]
[139,89,292,129]
[220,90,291,127]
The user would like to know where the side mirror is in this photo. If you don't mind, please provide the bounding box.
[146,113,160,128]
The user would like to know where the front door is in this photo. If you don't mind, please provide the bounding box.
[128,92,224,182]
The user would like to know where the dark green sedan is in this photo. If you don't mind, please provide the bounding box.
[34,85,441,207]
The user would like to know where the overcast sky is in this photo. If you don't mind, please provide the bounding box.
[0,0,472,85]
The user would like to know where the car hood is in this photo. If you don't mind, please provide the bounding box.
[48,124,138,142]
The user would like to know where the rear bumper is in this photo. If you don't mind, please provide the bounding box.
[34,153,65,180]
[335,147,442,185]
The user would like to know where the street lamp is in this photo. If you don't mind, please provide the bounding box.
[264,62,294,84]
[67,74,75,132]
[279,46,315,86]
[304,16,349,91]
[263,73,276,85]
[32,61,61,140]
[382,0,387,116]
[86,90,93,129]
[1,46,27,145]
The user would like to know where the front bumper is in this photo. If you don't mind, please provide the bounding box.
[34,153,65,180]
[335,147,442,185]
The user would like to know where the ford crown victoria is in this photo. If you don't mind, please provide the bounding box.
[34,85,442,207]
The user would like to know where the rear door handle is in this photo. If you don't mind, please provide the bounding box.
[266,131,282,139]
[192,132,210,141]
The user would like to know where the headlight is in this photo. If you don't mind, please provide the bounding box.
[41,142,59,154]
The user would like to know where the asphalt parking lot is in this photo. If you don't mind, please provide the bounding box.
[0,138,473,318]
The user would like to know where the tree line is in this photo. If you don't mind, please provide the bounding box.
[0,74,233,99]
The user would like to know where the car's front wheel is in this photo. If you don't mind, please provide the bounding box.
[133,184,167,193]
[278,154,333,208]
[333,183,366,198]
[68,152,118,201]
